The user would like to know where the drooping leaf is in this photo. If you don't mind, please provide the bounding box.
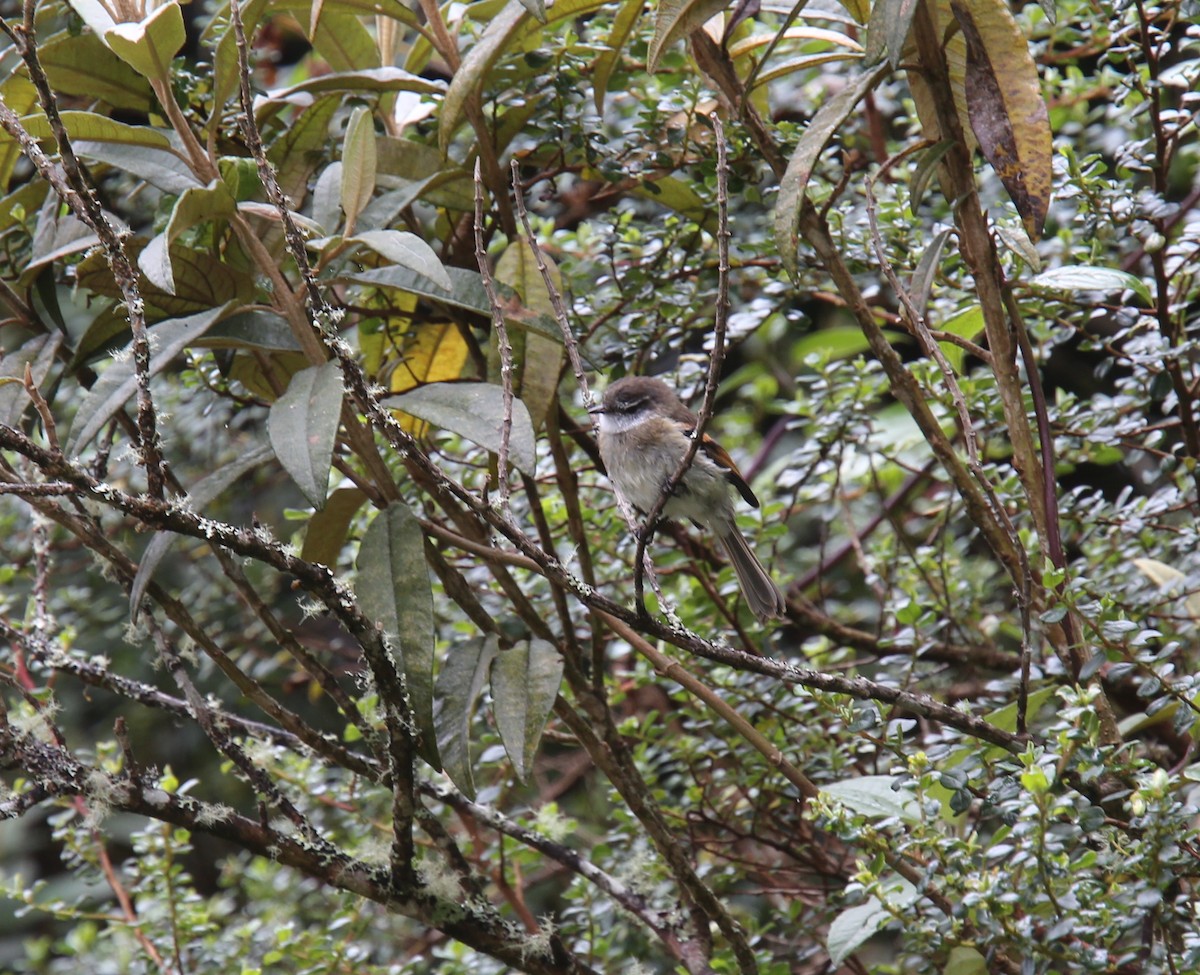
[951,0,1052,241]
[648,0,733,73]
[433,634,499,798]
[0,77,38,192]
[905,0,973,154]
[908,139,956,213]
[594,0,644,113]
[302,487,368,566]
[384,382,538,475]
[340,106,377,236]
[0,334,62,429]
[490,638,562,782]
[1030,265,1153,305]
[267,94,341,205]
[774,61,891,282]
[438,0,528,153]
[908,227,953,323]
[356,502,438,766]
[864,0,920,68]
[103,1,187,81]
[65,304,232,455]
[129,444,274,621]
[268,361,345,509]
[346,230,453,291]
[820,775,918,820]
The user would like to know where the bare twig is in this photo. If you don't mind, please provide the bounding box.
[473,159,515,504]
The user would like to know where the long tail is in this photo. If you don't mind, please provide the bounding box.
[719,527,786,622]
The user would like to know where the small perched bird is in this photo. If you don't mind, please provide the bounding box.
[590,375,786,622]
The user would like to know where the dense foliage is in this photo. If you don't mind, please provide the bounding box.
[0,0,1199,972]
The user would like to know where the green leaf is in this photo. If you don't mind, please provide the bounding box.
[865,0,920,68]
[356,502,438,767]
[936,303,983,373]
[0,334,61,429]
[383,382,538,475]
[944,946,989,975]
[19,111,173,150]
[490,639,563,782]
[139,180,238,294]
[594,0,643,113]
[433,635,499,798]
[311,11,380,72]
[301,487,368,566]
[821,775,918,820]
[648,0,732,73]
[265,67,446,101]
[439,0,528,153]
[65,304,232,456]
[74,141,200,194]
[340,265,490,315]
[104,1,187,81]
[909,139,956,213]
[268,361,345,509]
[1030,265,1153,305]
[774,61,890,282]
[826,898,890,967]
[130,444,274,621]
[340,106,377,236]
[346,230,453,291]
[951,0,1052,241]
[826,877,916,966]
[909,227,953,323]
[38,30,154,113]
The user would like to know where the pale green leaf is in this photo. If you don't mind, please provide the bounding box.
[1030,265,1153,304]
[38,30,153,113]
[439,0,528,153]
[347,230,453,291]
[139,180,237,294]
[433,635,499,798]
[826,898,890,967]
[821,775,918,820]
[19,111,172,150]
[490,639,563,782]
[648,0,732,73]
[104,1,187,80]
[384,382,538,475]
[775,61,890,282]
[74,141,200,194]
[356,502,438,766]
[265,67,446,100]
[268,361,345,509]
[341,106,377,236]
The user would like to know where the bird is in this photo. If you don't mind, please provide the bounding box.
[590,375,786,622]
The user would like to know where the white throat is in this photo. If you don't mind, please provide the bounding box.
[596,409,648,435]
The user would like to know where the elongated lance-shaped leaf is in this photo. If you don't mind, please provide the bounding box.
[341,105,376,235]
[65,303,232,455]
[302,487,368,567]
[1030,265,1153,305]
[268,360,344,509]
[139,179,237,294]
[908,227,953,324]
[648,0,733,73]
[490,638,562,782]
[951,0,1052,241]
[433,635,499,798]
[774,61,890,282]
[356,502,438,767]
[130,444,275,621]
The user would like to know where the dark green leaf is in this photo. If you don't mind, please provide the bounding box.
[268,361,345,509]
[490,639,562,782]
[434,635,499,798]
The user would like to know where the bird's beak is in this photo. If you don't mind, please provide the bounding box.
[587,402,604,415]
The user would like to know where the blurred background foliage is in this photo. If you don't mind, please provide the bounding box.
[0,0,1199,972]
